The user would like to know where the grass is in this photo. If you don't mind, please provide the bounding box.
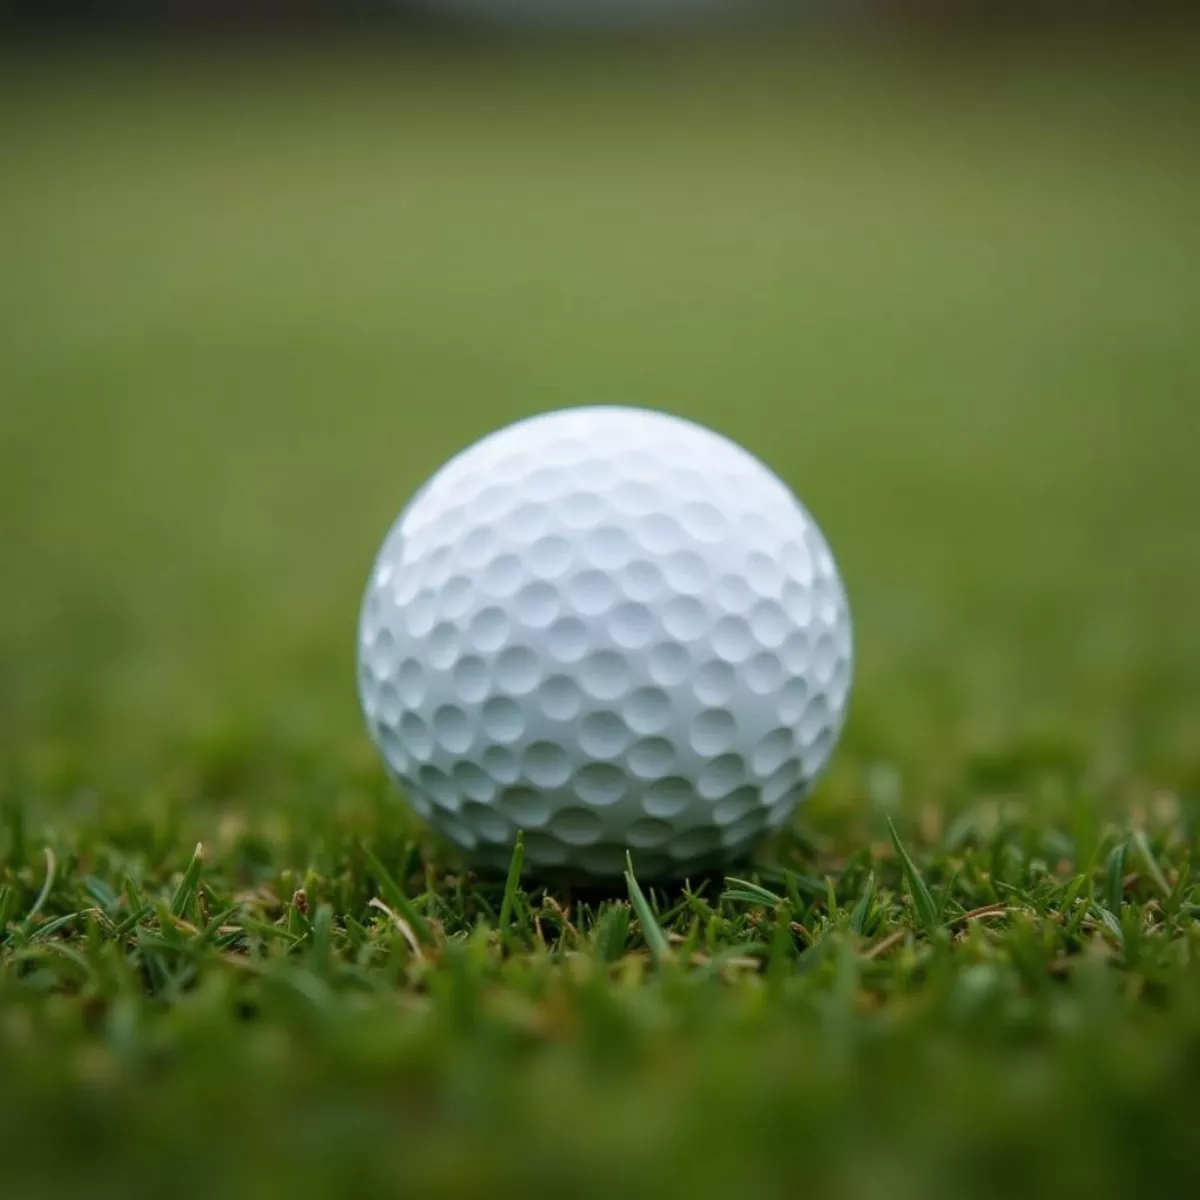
[2,29,1200,1198]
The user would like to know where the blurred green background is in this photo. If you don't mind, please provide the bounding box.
[2,23,1200,1198]
[5,33,1197,784]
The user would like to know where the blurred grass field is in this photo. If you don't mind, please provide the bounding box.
[2,30,1200,1198]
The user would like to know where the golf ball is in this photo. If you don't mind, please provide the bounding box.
[358,407,852,879]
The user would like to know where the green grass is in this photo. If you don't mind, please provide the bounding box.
[2,32,1200,1198]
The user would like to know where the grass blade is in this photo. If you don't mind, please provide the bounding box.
[1105,839,1127,914]
[0,886,15,943]
[625,853,671,967]
[498,832,525,942]
[112,903,153,939]
[231,917,303,944]
[779,869,826,899]
[362,844,434,947]
[937,863,962,923]
[28,911,84,943]
[888,818,941,933]
[153,900,187,948]
[196,904,242,948]
[25,847,56,924]
[849,871,877,935]
[1131,829,1171,898]
[169,844,204,919]
[722,877,785,907]
[1092,902,1124,944]
[84,876,120,913]
[825,876,841,921]
[593,903,631,965]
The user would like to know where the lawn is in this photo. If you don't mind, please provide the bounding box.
[2,29,1199,1198]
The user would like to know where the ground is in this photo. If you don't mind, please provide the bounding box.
[2,29,1199,1199]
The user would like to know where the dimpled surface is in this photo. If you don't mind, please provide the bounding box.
[358,407,853,880]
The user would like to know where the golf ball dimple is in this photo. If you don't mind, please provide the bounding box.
[358,406,853,879]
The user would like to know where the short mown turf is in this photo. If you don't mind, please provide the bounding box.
[2,31,1199,1199]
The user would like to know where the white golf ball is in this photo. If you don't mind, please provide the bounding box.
[358,407,852,880]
